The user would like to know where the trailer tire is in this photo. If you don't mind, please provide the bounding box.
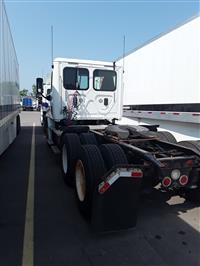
[62,133,82,187]
[156,131,177,143]
[80,132,98,145]
[75,145,106,217]
[16,115,21,135]
[100,144,128,170]
[178,141,200,154]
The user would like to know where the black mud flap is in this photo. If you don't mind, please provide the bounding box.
[91,174,142,233]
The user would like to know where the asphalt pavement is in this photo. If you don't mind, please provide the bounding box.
[0,111,199,266]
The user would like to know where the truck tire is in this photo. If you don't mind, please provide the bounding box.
[178,141,200,154]
[62,125,89,134]
[100,144,128,170]
[16,115,21,135]
[80,132,98,145]
[156,131,177,143]
[75,145,106,217]
[62,133,82,187]
[43,114,48,136]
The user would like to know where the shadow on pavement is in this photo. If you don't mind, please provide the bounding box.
[34,126,200,266]
[0,120,199,266]
[0,126,32,266]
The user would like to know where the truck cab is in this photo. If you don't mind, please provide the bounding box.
[48,58,123,124]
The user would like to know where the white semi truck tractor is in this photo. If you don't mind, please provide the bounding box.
[0,0,20,156]
[36,57,200,232]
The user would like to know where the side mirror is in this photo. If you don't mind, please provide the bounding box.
[47,88,51,95]
[46,95,52,101]
[36,78,44,94]
[38,96,42,104]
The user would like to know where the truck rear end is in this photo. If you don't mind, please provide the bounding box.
[36,58,200,233]
[49,58,123,123]
[22,97,33,111]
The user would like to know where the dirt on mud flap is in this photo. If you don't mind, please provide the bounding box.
[91,165,143,232]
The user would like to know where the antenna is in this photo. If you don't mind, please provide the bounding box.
[51,25,54,68]
[50,26,54,91]
[123,35,126,74]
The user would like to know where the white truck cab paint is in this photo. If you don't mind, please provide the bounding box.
[49,58,123,123]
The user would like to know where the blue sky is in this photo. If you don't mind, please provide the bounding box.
[5,0,199,91]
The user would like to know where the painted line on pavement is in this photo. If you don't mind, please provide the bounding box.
[22,123,35,266]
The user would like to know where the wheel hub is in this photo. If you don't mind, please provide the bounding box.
[62,144,68,174]
[75,160,86,202]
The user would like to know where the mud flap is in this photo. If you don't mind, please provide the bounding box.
[91,175,142,232]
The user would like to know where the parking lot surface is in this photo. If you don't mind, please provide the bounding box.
[0,111,199,266]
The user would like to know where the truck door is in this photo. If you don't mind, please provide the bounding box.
[91,69,117,116]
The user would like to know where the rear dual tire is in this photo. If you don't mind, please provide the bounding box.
[61,134,130,218]
[80,132,98,145]
[177,141,200,203]
[99,144,128,170]
[75,143,128,217]
[75,145,106,217]
[61,133,82,187]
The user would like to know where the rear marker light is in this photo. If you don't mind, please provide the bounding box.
[179,175,188,186]
[98,168,143,194]
[131,169,143,178]
[173,113,180,115]
[162,177,172,187]
[98,181,110,194]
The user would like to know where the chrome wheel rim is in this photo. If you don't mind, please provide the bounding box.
[75,160,86,202]
[62,144,68,174]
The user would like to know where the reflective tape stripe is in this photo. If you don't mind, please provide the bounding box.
[98,168,143,194]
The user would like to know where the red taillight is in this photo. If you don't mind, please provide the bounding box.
[179,175,189,186]
[131,169,143,178]
[98,181,110,194]
[162,177,172,187]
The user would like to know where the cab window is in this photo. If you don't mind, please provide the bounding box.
[93,70,116,91]
[63,67,89,90]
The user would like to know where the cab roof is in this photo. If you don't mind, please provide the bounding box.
[54,57,115,67]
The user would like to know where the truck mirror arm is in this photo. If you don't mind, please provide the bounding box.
[42,94,52,101]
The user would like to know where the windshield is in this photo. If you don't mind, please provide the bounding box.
[93,70,116,91]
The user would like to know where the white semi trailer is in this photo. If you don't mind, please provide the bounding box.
[117,15,200,142]
[36,57,200,232]
[0,0,20,156]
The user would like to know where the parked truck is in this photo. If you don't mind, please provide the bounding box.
[22,97,33,111]
[0,0,20,156]
[36,57,200,232]
[117,15,200,142]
